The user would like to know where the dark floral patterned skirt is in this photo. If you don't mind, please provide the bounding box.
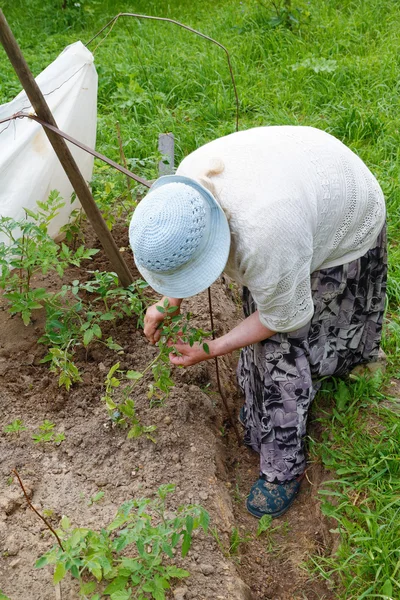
[237,225,387,484]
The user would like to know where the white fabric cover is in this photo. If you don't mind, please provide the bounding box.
[0,41,97,244]
[176,126,386,332]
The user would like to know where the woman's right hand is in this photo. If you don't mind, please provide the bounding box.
[143,297,182,345]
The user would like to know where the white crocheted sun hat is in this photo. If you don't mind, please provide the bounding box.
[129,175,231,298]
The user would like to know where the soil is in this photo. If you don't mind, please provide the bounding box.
[0,222,337,600]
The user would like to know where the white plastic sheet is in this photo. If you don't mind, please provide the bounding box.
[0,41,97,243]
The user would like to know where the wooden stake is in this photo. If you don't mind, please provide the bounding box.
[0,10,134,287]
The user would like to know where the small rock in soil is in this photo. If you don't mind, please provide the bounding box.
[173,587,188,600]
[10,558,21,568]
[200,563,215,576]
[5,534,20,556]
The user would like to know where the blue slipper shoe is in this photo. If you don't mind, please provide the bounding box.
[239,405,246,427]
[246,477,301,519]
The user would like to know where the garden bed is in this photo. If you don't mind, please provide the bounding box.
[0,221,336,600]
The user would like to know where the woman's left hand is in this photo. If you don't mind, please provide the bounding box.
[169,340,213,367]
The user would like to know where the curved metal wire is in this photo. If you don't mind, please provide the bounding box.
[86,12,239,132]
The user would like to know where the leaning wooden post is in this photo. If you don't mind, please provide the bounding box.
[0,10,134,287]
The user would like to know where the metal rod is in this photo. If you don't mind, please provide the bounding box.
[0,9,134,287]
[0,112,152,188]
[208,287,242,446]
[86,13,240,132]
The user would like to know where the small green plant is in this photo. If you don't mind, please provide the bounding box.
[211,526,251,559]
[36,484,209,599]
[146,299,211,406]
[41,345,82,391]
[3,419,27,435]
[0,591,11,600]
[102,363,157,441]
[0,191,98,325]
[254,0,309,29]
[32,421,65,444]
[257,514,273,536]
[87,491,105,506]
[38,273,147,390]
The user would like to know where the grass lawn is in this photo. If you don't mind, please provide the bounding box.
[1,1,400,598]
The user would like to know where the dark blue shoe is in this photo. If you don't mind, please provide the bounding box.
[246,477,301,519]
[239,405,246,427]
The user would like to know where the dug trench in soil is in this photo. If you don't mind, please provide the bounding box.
[0,220,335,599]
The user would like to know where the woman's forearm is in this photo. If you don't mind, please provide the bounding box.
[211,311,275,357]
[169,311,275,367]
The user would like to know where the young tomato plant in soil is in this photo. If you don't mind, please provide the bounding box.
[147,300,212,406]
[31,420,65,445]
[39,273,148,390]
[36,484,209,600]
[0,191,98,325]
[3,419,27,435]
[102,363,157,441]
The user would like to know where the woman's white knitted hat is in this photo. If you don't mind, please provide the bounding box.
[129,175,230,298]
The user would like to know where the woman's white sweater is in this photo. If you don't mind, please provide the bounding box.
[176,126,386,332]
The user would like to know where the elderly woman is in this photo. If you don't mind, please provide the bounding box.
[129,126,387,518]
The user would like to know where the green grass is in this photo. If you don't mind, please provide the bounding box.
[309,373,400,599]
[1,1,400,597]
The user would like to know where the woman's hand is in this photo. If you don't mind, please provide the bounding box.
[168,311,276,367]
[143,297,182,345]
[169,340,214,367]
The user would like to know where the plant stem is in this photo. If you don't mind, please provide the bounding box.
[12,469,64,551]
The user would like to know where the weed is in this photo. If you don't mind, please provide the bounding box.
[87,491,105,506]
[3,419,27,435]
[36,484,209,599]
[0,591,11,600]
[211,526,251,559]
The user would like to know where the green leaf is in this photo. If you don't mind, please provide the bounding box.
[199,509,210,533]
[60,515,70,530]
[87,560,102,581]
[126,370,143,380]
[35,555,49,569]
[53,562,66,585]
[80,582,97,595]
[101,312,116,321]
[92,323,102,338]
[103,577,130,594]
[83,328,94,347]
[89,491,105,505]
[382,579,393,597]
[0,591,12,600]
[156,306,165,314]
[203,343,210,354]
[185,515,194,536]
[110,591,132,600]
[165,566,190,579]
[181,531,191,557]
[257,514,272,536]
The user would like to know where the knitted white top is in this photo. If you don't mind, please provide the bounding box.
[176,126,386,333]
